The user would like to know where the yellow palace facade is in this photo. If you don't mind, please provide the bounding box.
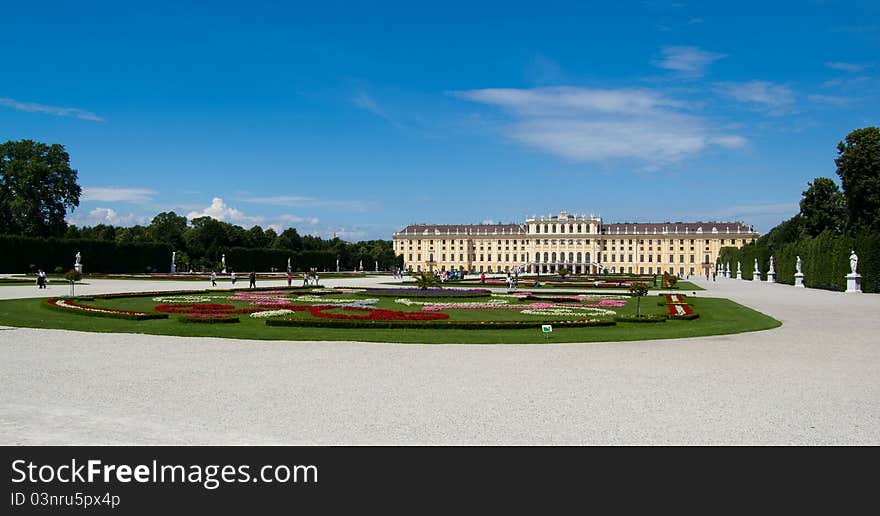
[392,212,759,276]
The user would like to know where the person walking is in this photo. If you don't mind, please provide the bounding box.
[210,271,217,287]
[287,272,292,287]
[249,271,257,288]
[303,272,308,286]
[480,272,486,284]
[315,273,320,285]
[36,269,45,289]
[230,270,236,285]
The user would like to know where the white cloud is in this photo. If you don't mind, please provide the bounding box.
[352,91,389,119]
[652,46,726,77]
[186,197,325,231]
[68,207,148,227]
[717,81,795,114]
[82,186,157,203]
[825,61,872,72]
[807,94,851,106]
[241,195,373,212]
[186,197,263,225]
[277,214,321,226]
[0,97,104,121]
[453,86,746,167]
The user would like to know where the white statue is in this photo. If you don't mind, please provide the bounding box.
[287,257,291,273]
[75,252,81,265]
[375,260,379,272]
[359,260,363,271]
[796,256,802,274]
[769,256,775,274]
[74,252,82,273]
[336,258,339,272]
[849,250,858,275]
[754,258,759,274]
[171,251,176,273]
[737,261,741,274]
[726,262,730,276]
[221,253,227,274]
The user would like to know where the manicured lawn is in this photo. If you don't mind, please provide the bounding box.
[0,288,779,344]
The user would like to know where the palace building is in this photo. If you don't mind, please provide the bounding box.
[392,212,759,276]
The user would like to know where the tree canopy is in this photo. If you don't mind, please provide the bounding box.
[0,139,81,237]
[835,126,880,233]
[799,177,846,236]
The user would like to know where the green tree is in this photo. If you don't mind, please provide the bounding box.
[799,177,846,236]
[558,266,570,279]
[835,127,880,233]
[148,211,188,248]
[629,281,649,317]
[0,139,82,236]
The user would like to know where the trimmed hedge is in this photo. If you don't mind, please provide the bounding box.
[719,229,880,292]
[0,235,171,274]
[265,318,617,330]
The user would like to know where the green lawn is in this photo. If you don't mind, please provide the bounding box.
[0,289,779,344]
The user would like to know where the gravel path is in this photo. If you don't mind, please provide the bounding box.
[1,275,878,444]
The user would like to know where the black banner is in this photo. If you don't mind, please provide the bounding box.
[1,446,873,513]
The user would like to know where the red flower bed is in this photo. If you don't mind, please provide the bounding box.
[665,304,694,316]
[154,303,262,314]
[181,313,240,323]
[256,303,449,321]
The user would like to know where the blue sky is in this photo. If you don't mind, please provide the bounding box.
[2,0,878,240]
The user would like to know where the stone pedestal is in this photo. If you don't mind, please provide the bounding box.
[753,272,761,282]
[846,273,862,293]
[766,272,776,283]
[794,272,804,287]
[74,264,82,274]
[737,271,742,280]
[171,263,176,273]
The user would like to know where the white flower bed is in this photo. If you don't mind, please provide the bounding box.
[249,309,295,319]
[152,295,229,303]
[520,307,617,317]
[395,298,509,307]
[53,299,150,316]
[294,295,379,305]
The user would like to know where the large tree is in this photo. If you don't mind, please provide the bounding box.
[835,127,880,233]
[0,139,82,236]
[148,211,188,249]
[799,177,846,236]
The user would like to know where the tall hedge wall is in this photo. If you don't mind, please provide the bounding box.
[0,236,172,274]
[0,236,397,274]
[718,230,880,293]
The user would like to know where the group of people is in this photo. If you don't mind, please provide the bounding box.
[210,270,257,288]
[303,270,320,286]
[35,269,48,289]
[391,268,405,279]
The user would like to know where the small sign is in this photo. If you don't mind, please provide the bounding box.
[541,324,552,333]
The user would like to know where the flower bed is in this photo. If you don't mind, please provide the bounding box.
[249,309,295,319]
[154,303,263,314]
[265,318,616,329]
[180,313,240,323]
[520,307,618,317]
[309,305,450,321]
[665,303,699,320]
[658,294,688,305]
[363,288,490,298]
[46,298,168,320]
